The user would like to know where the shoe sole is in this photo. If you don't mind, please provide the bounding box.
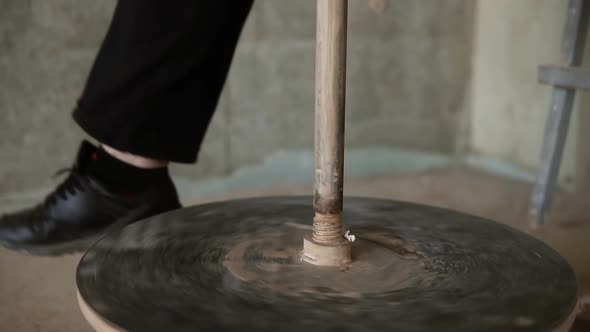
[0,233,105,256]
[0,204,154,256]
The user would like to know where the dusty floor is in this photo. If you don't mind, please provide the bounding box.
[0,167,589,331]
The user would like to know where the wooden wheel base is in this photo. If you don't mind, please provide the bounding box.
[76,197,579,332]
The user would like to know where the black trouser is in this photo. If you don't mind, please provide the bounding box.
[73,0,254,163]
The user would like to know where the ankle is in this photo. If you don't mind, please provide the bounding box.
[86,145,173,194]
[102,145,168,169]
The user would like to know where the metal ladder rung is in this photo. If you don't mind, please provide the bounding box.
[538,64,590,90]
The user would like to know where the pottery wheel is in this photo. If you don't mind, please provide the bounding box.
[76,196,578,332]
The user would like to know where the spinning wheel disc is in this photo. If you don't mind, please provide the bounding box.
[76,196,578,332]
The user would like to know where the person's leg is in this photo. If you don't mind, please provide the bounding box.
[74,0,254,163]
[0,0,254,252]
[101,145,168,168]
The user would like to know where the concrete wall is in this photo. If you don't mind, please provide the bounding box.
[469,0,590,190]
[0,0,474,194]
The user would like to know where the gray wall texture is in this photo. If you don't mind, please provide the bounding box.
[470,0,590,190]
[0,0,475,193]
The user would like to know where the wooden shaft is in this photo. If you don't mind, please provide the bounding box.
[303,0,351,265]
[312,0,348,243]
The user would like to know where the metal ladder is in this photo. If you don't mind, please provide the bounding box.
[529,0,590,229]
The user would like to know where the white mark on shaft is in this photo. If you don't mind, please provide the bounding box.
[344,230,356,242]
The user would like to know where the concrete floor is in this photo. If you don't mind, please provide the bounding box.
[0,167,589,331]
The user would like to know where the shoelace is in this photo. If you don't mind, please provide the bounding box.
[43,168,88,208]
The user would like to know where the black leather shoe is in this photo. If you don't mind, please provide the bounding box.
[0,142,181,255]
